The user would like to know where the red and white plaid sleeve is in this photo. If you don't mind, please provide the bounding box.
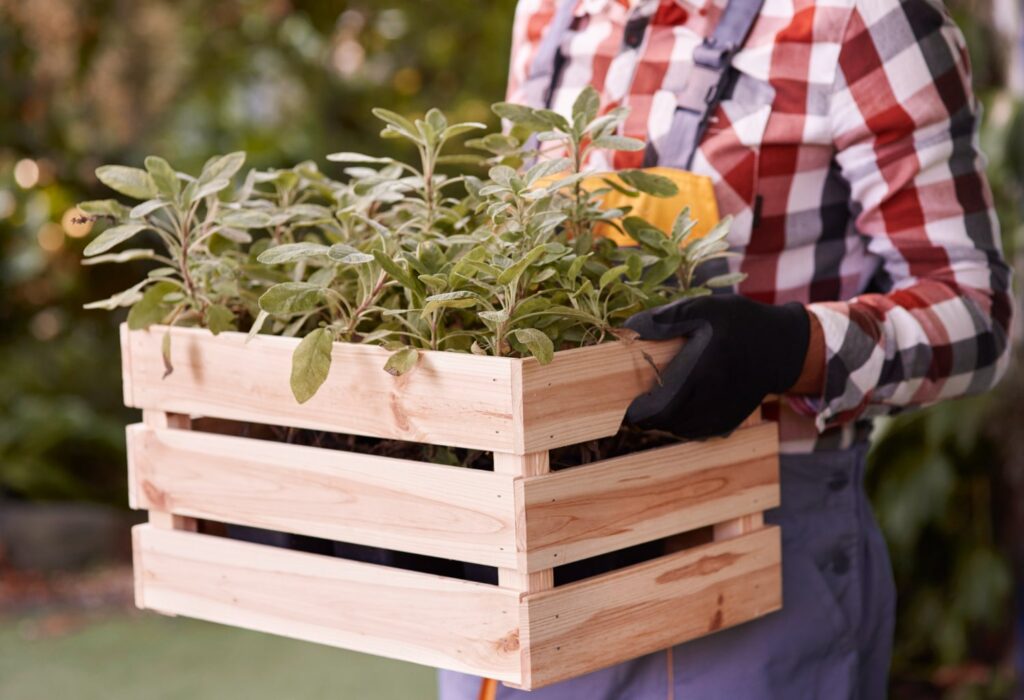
[802,0,1014,430]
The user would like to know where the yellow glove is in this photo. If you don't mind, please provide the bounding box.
[537,167,720,247]
[592,167,719,246]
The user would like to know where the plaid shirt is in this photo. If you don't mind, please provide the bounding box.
[508,0,1014,453]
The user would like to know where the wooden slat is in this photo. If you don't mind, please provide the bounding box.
[133,525,523,682]
[127,424,519,568]
[517,338,683,453]
[519,423,779,572]
[518,526,782,689]
[122,325,683,454]
[122,325,520,452]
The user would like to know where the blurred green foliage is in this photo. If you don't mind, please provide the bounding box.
[0,1,1019,697]
[0,0,515,501]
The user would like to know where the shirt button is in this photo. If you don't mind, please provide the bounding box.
[832,550,851,575]
[827,471,849,491]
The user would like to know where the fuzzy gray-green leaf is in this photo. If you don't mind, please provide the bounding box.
[258,242,330,265]
[84,224,151,256]
[259,282,325,315]
[290,328,333,404]
[96,166,157,200]
[511,328,554,365]
[618,169,679,198]
[383,347,420,376]
[206,304,237,335]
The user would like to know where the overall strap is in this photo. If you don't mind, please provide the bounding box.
[645,0,767,169]
[521,0,580,109]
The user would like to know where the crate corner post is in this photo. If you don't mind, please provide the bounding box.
[494,449,551,691]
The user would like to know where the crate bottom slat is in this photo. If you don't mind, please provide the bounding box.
[517,525,782,689]
[132,524,523,683]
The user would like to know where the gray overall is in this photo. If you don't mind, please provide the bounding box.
[438,1,897,697]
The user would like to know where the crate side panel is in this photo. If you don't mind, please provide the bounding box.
[123,325,517,451]
[519,339,683,452]
[521,423,780,571]
[128,424,519,568]
[519,526,782,689]
[134,526,523,683]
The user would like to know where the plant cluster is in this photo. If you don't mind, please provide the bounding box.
[80,88,737,402]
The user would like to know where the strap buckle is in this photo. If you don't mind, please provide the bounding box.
[676,40,737,114]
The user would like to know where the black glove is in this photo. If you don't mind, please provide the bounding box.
[624,294,810,439]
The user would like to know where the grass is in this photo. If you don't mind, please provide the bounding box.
[0,611,438,699]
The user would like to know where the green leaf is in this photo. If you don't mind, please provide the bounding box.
[535,109,571,132]
[258,242,330,264]
[200,152,246,184]
[372,250,422,293]
[705,272,747,288]
[479,309,510,325]
[213,228,253,245]
[83,280,150,310]
[496,244,547,287]
[192,177,230,201]
[592,136,645,152]
[219,210,274,229]
[328,244,375,264]
[423,290,478,314]
[572,86,600,128]
[95,165,157,200]
[383,347,420,377]
[599,264,629,290]
[206,304,236,335]
[326,152,394,164]
[78,199,130,218]
[372,108,420,141]
[525,158,572,186]
[511,328,554,365]
[130,199,170,219]
[83,224,151,256]
[618,169,679,198]
[290,328,333,404]
[161,331,173,378]
[81,249,156,266]
[145,156,180,198]
[418,274,448,291]
[670,207,695,243]
[247,309,270,342]
[491,102,548,130]
[127,281,177,330]
[441,123,487,140]
[258,282,325,315]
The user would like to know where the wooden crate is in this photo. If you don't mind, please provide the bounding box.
[123,324,782,690]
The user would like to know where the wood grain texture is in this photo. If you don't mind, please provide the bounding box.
[518,526,782,689]
[714,512,765,541]
[137,411,197,533]
[126,424,519,568]
[122,325,685,454]
[122,325,519,451]
[493,452,553,594]
[517,338,684,453]
[519,423,780,572]
[134,525,523,682]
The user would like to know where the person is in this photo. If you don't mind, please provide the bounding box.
[439,0,1014,698]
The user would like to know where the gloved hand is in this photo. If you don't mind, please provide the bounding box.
[624,294,811,439]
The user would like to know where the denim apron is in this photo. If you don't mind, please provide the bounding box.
[438,444,897,699]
